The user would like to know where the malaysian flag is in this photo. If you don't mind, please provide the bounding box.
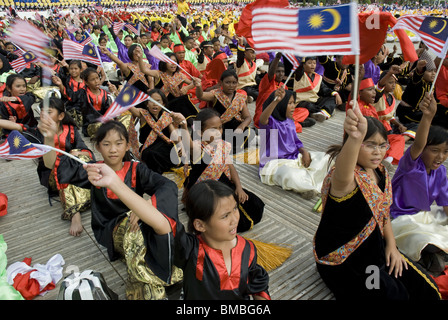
[0,131,51,160]
[113,22,126,35]
[99,84,150,123]
[80,32,93,46]
[10,51,37,73]
[148,45,193,78]
[62,40,101,66]
[125,23,139,35]
[392,15,448,58]
[251,3,359,56]
[283,53,300,71]
[7,20,52,66]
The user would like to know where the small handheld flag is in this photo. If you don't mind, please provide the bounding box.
[0,131,51,160]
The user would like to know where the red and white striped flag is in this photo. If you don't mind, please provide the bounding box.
[283,53,300,71]
[113,22,126,34]
[0,131,52,160]
[99,83,150,123]
[7,20,52,66]
[62,40,102,66]
[10,51,37,73]
[392,15,448,58]
[148,45,193,78]
[125,23,139,35]
[80,33,93,46]
[251,3,359,56]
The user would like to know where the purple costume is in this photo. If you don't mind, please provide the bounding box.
[391,147,448,219]
[258,90,304,173]
[363,59,381,85]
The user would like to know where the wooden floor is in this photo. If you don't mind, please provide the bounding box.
[0,99,359,301]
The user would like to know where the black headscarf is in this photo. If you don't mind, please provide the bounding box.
[262,89,296,122]
[0,54,13,75]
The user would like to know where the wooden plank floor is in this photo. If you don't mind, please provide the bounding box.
[0,99,356,300]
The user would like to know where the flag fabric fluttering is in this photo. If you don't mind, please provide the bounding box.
[7,20,52,66]
[0,131,52,160]
[113,22,126,35]
[62,40,102,66]
[251,3,359,56]
[99,84,150,123]
[342,11,418,65]
[80,32,93,46]
[148,45,194,78]
[125,23,139,35]
[283,53,300,71]
[10,51,37,73]
[393,15,448,58]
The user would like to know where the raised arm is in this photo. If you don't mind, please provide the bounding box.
[409,91,437,160]
[84,163,173,235]
[330,104,368,197]
[259,87,285,126]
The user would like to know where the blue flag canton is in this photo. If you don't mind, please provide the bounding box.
[7,131,34,154]
[298,4,351,36]
[23,51,36,63]
[419,17,448,41]
[116,85,139,106]
[82,44,98,58]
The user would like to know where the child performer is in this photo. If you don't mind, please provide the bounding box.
[129,89,182,174]
[182,108,264,233]
[258,87,331,200]
[47,120,183,300]
[313,100,441,300]
[36,97,94,236]
[194,70,255,154]
[390,92,448,275]
[84,164,271,300]
[0,74,36,136]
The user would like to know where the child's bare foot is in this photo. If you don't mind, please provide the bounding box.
[70,212,83,236]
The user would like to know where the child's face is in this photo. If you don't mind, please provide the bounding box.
[5,44,14,53]
[175,50,185,62]
[8,78,26,96]
[69,64,81,78]
[45,107,65,124]
[147,93,163,116]
[421,142,448,172]
[244,49,256,62]
[221,75,238,95]
[359,86,376,105]
[161,39,169,48]
[423,69,436,83]
[303,59,316,74]
[124,36,133,48]
[86,72,101,90]
[286,95,296,120]
[275,67,285,82]
[384,77,396,93]
[203,46,214,57]
[201,116,222,144]
[357,132,388,170]
[213,41,220,52]
[195,195,239,244]
[96,130,130,170]
[166,56,178,73]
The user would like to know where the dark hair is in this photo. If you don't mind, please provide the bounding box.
[127,44,139,61]
[326,116,388,165]
[159,52,178,73]
[68,59,82,69]
[151,41,160,48]
[220,69,238,81]
[80,67,98,82]
[147,88,168,107]
[427,125,448,147]
[93,121,132,161]
[185,180,238,234]
[194,108,221,131]
[39,96,78,128]
[5,74,26,91]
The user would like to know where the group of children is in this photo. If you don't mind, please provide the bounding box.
[0,5,448,301]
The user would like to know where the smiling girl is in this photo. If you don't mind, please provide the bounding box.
[313,98,441,300]
[390,92,448,275]
[54,120,183,299]
[83,163,270,300]
[0,74,36,136]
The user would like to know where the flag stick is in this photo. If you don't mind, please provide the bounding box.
[352,54,360,111]
[274,68,295,101]
[36,144,88,165]
[95,45,110,83]
[429,56,445,94]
